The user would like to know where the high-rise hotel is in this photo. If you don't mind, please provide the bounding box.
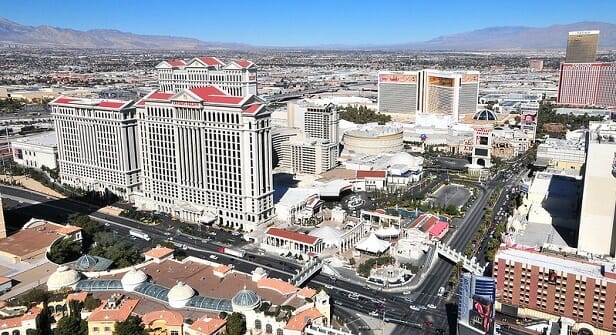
[50,97,140,199]
[565,30,600,63]
[156,57,257,97]
[557,30,616,108]
[133,86,275,231]
[377,69,479,127]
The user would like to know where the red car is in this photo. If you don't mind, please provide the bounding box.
[423,320,433,328]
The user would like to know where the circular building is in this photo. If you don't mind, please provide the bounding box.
[121,267,148,291]
[47,265,81,291]
[343,124,403,154]
[167,281,195,308]
[232,288,261,312]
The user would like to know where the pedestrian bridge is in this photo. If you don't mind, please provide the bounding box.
[290,257,322,286]
[434,241,487,276]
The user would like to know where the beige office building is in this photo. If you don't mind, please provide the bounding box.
[577,121,616,257]
[565,31,600,63]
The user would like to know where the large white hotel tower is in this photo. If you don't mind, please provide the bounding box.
[156,57,257,97]
[133,86,274,230]
[51,57,274,231]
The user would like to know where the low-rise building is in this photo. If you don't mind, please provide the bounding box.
[87,294,139,335]
[10,132,58,170]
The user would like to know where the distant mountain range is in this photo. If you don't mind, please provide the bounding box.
[0,17,615,51]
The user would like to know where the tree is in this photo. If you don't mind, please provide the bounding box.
[48,237,82,264]
[54,316,87,335]
[225,312,246,335]
[82,296,101,311]
[113,316,147,335]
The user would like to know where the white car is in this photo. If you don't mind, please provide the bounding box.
[409,305,420,311]
[402,290,412,295]
[427,304,437,309]
[209,255,218,260]
[368,311,379,317]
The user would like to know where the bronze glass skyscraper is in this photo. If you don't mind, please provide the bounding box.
[565,30,600,63]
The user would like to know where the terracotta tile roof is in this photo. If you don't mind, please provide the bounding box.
[141,310,184,327]
[410,214,439,233]
[189,316,226,335]
[52,97,76,104]
[257,278,297,295]
[189,87,243,104]
[87,296,139,322]
[144,246,174,259]
[97,101,127,109]
[0,307,41,329]
[285,307,322,331]
[55,225,81,235]
[137,91,175,106]
[297,287,316,299]
[356,170,387,179]
[212,265,231,274]
[66,292,88,303]
[427,221,449,238]
[266,228,319,245]
[0,222,70,258]
[199,57,224,66]
[244,104,263,114]
[167,60,186,67]
[234,60,253,69]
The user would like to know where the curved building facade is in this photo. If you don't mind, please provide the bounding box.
[343,124,403,154]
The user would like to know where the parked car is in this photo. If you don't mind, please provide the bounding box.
[427,304,437,309]
[369,311,379,317]
[209,255,218,260]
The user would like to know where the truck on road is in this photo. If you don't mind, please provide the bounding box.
[217,247,245,257]
[129,229,151,241]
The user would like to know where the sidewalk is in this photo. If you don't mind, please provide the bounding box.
[0,174,65,198]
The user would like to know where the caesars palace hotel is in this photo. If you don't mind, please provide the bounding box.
[50,58,275,231]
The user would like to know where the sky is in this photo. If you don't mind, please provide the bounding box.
[2,0,615,47]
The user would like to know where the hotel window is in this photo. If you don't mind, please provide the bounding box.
[93,328,99,333]
[103,327,110,332]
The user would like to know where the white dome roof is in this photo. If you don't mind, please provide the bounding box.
[47,266,80,290]
[167,281,195,302]
[121,268,147,287]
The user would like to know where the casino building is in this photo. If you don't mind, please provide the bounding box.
[377,69,479,127]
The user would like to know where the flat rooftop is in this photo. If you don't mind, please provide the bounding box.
[11,131,57,148]
[496,248,614,282]
[0,222,68,258]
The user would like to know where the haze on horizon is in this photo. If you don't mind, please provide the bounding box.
[3,0,615,47]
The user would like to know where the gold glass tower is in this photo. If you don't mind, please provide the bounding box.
[565,30,600,63]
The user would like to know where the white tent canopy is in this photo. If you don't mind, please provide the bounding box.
[355,234,391,254]
[374,226,400,238]
[309,226,344,248]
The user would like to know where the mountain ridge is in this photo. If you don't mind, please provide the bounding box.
[0,18,615,50]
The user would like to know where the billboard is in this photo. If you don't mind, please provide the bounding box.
[469,294,494,334]
[428,76,454,87]
[379,73,417,84]
[458,274,496,335]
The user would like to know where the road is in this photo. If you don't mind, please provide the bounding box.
[0,166,523,334]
